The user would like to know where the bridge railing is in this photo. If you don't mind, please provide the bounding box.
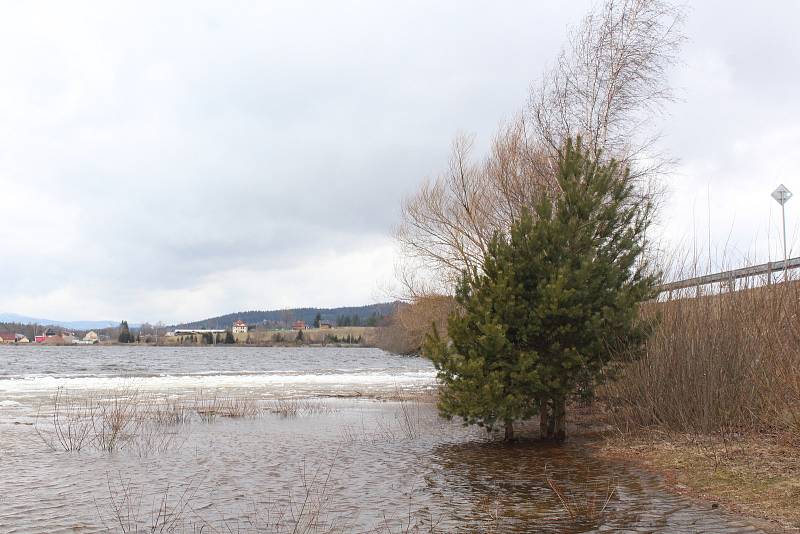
[656,257,800,293]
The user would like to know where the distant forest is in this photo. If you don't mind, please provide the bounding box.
[173,302,399,329]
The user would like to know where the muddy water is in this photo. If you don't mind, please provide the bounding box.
[0,347,766,533]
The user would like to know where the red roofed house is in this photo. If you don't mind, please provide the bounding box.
[35,328,58,343]
[0,333,16,344]
[292,320,306,330]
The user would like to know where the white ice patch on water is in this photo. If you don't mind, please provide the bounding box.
[0,400,21,407]
[0,370,438,395]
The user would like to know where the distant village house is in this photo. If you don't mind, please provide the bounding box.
[232,320,248,334]
[34,328,58,343]
[319,321,333,329]
[2,333,29,343]
[0,333,17,344]
[292,320,306,330]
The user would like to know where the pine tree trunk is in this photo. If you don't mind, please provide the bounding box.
[539,403,551,439]
[504,420,515,441]
[552,398,567,442]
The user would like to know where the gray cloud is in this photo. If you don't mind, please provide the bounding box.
[1,1,797,322]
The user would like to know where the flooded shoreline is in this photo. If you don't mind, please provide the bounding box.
[0,347,769,533]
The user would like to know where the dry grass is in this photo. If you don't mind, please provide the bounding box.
[597,431,800,531]
[35,388,262,454]
[267,399,335,418]
[338,398,428,445]
[192,391,260,421]
[588,277,800,529]
[150,398,193,426]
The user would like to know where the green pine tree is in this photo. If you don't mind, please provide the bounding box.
[425,138,658,441]
[118,321,132,343]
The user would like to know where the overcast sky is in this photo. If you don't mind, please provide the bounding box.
[1,1,798,324]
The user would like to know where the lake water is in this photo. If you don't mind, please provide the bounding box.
[0,346,767,533]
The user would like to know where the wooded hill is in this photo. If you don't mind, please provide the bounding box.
[173,302,399,329]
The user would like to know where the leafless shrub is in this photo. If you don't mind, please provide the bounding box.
[93,389,143,453]
[34,387,95,452]
[35,389,188,456]
[374,296,455,355]
[130,421,188,458]
[97,472,205,533]
[395,399,423,440]
[609,278,800,435]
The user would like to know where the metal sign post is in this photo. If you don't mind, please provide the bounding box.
[772,184,793,282]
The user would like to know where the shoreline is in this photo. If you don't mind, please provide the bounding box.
[564,402,800,532]
[590,432,799,533]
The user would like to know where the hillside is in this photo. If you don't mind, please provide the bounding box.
[173,302,399,329]
[0,313,118,330]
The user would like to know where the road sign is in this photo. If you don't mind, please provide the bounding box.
[772,184,793,205]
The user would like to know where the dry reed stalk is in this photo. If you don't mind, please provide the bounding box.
[608,278,800,436]
[268,399,335,418]
[220,395,260,418]
[192,391,261,420]
[544,465,616,522]
[150,398,192,426]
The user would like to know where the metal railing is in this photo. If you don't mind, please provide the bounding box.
[656,257,800,293]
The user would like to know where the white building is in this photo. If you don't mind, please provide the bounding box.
[232,320,248,334]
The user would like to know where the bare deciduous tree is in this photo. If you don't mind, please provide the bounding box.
[530,0,685,176]
[396,119,556,297]
[374,296,457,354]
[396,0,684,298]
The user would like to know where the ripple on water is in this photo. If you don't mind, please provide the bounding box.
[0,399,768,533]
